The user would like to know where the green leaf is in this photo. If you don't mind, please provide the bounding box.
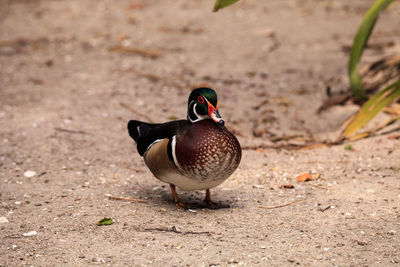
[344,144,353,150]
[348,0,394,100]
[213,0,240,12]
[344,80,400,137]
[96,217,113,226]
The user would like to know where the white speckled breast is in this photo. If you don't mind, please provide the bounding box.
[175,120,241,186]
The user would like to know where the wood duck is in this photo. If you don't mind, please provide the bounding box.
[127,87,241,208]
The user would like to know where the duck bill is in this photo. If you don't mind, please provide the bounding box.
[207,101,225,126]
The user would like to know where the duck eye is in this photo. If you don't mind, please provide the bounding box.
[197,96,205,104]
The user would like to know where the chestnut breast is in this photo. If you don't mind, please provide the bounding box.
[175,120,241,182]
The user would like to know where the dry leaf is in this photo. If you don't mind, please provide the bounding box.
[296,173,312,182]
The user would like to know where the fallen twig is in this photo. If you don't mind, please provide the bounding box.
[296,143,329,151]
[270,134,306,143]
[108,196,147,203]
[260,199,305,209]
[108,45,162,58]
[117,165,143,172]
[318,205,333,212]
[242,143,302,151]
[54,127,90,135]
[144,226,211,235]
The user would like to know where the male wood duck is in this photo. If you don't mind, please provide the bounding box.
[127,87,241,208]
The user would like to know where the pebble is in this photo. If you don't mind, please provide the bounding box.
[253,185,264,189]
[23,231,37,237]
[23,170,36,178]
[0,217,9,223]
[357,240,368,246]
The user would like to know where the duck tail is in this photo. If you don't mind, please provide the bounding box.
[127,120,153,142]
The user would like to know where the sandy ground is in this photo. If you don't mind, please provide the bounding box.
[1,0,400,266]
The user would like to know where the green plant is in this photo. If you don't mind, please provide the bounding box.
[348,0,395,100]
[213,0,240,12]
[343,0,400,138]
[344,144,353,150]
[344,80,400,137]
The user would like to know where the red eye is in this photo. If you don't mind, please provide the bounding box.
[197,96,205,103]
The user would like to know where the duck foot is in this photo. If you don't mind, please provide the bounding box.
[203,189,230,209]
[169,185,230,209]
[170,184,196,209]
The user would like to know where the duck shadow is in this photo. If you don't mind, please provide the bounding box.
[129,184,235,210]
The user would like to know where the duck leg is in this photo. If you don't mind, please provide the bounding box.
[203,189,230,209]
[169,184,186,208]
[204,189,212,206]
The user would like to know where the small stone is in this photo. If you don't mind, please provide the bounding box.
[0,217,9,223]
[22,231,37,237]
[253,185,264,189]
[24,171,36,178]
[357,240,368,246]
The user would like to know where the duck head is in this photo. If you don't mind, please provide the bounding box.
[187,87,224,126]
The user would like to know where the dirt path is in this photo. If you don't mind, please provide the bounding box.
[1,0,399,266]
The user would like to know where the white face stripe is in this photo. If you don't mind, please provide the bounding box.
[171,135,180,168]
[188,102,208,123]
[193,103,209,121]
